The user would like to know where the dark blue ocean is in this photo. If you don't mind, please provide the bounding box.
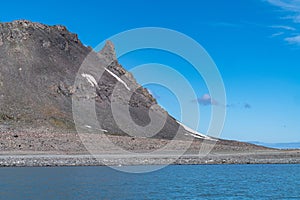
[0,164,299,199]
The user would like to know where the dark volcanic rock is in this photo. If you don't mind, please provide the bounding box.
[0,20,183,140]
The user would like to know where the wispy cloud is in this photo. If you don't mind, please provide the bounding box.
[269,25,296,39]
[271,31,285,37]
[267,0,300,12]
[285,35,300,44]
[270,25,296,30]
[266,0,300,44]
[281,15,300,23]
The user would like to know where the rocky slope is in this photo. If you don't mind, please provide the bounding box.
[0,20,202,140]
[0,20,279,158]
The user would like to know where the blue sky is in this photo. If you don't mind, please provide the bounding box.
[1,0,300,142]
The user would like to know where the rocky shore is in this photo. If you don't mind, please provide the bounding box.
[1,151,300,167]
[0,129,299,167]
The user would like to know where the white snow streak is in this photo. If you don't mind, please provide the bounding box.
[101,129,108,133]
[81,73,98,87]
[176,121,217,141]
[105,68,130,91]
[84,125,108,132]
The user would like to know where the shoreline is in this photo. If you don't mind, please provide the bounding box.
[1,151,299,167]
[1,131,299,167]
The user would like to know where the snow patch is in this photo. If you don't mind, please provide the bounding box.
[84,125,108,132]
[81,73,98,87]
[176,121,217,141]
[105,68,130,91]
[100,129,108,133]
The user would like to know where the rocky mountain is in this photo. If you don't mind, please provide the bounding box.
[0,20,206,140]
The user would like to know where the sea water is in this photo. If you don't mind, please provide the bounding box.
[0,164,299,199]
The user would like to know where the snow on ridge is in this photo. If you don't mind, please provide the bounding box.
[81,73,98,87]
[84,125,108,132]
[176,121,217,141]
[105,68,130,91]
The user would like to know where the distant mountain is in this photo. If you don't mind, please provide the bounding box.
[249,141,300,149]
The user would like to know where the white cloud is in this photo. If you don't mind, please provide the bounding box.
[270,25,296,30]
[267,0,300,12]
[267,0,300,23]
[196,94,218,106]
[271,31,285,37]
[266,0,300,44]
[284,35,300,44]
[281,15,300,23]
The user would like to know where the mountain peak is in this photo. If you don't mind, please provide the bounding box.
[98,40,117,61]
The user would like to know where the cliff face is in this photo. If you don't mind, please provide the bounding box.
[0,20,183,139]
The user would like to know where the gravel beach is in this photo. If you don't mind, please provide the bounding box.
[1,129,299,167]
